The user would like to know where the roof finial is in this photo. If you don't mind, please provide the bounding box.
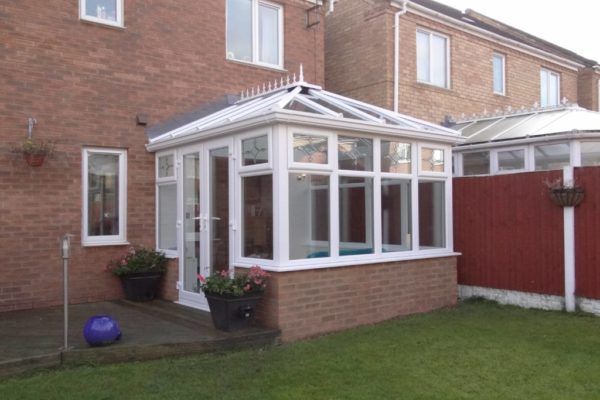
[299,64,305,82]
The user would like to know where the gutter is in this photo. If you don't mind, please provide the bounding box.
[392,0,408,113]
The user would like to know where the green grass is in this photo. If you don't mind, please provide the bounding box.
[2,300,600,399]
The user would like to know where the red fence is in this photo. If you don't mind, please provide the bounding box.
[454,168,600,300]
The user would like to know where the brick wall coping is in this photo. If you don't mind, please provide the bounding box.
[235,251,460,272]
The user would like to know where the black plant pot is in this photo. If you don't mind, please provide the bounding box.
[120,272,163,301]
[205,293,262,331]
[549,187,585,207]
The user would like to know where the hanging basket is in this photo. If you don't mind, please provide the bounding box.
[23,153,46,167]
[549,186,585,207]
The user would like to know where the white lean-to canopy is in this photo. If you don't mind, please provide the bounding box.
[147,72,461,151]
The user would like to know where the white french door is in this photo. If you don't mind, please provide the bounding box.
[178,138,234,310]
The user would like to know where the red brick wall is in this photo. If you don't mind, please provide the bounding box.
[325,0,582,124]
[578,68,600,112]
[0,0,324,311]
[257,257,457,342]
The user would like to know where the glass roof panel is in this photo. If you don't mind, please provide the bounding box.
[309,97,361,120]
[451,122,474,132]
[460,119,502,138]
[284,99,323,114]
[497,111,566,140]
[467,115,534,144]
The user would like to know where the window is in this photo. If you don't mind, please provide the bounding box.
[416,29,449,88]
[226,0,283,68]
[338,136,373,171]
[540,69,560,107]
[156,153,177,254]
[419,181,445,249]
[493,53,505,95]
[242,174,273,259]
[293,133,328,164]
[381,141,411,173]
[339,177,374,255]
[83,148,127,246]
[289,174,330,259]
[421,147,445,173]
[242,135,269,166]
[79,0,123,27]
[581,142,600,166]
[535,143,570,171]
[462,151,490,176]
[382,179,411,252]
[497,149,526,172]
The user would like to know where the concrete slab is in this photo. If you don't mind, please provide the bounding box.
[0,300,279,378]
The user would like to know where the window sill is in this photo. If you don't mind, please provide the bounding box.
[80,17,125,30]
[226,58,287,73]
[416,81,451,92]
[82,240,130,247]
[235,251,461,272]
[493,92,507,97]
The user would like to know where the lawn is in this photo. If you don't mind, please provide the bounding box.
[1,300,599,399]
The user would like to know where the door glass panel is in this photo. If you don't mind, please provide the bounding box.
[209,147,230,275]
[183,153,200,292]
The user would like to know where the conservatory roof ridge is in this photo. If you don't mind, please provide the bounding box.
[453,99,583,124]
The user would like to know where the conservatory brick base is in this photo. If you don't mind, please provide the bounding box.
[255,256,458,342]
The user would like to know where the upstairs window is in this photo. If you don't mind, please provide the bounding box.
[227,0,283,68]
[540,69,560,107]
[80,0,124,27]
[416,29,449,88]
[492,53,505,95]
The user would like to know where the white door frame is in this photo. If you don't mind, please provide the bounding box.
[177,137,235,310]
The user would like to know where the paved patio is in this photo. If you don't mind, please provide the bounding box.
[0,300,279,378]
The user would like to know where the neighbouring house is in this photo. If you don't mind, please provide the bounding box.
[1,0,465,342]
[1,0,325,312]
[325,0,600,125]
[325,0,600,315]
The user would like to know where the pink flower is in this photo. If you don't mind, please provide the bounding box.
[243,284,251,292]
[120,259,127,266]
[197,274,206,283]
[220,270,229,277]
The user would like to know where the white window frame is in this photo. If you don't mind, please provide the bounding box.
[226,0,284,69]
[288,130,334,171]
[416,28,451,89]
[79,0,124,28]
[540,68,560,107]
[492,53,506,95]
[238,129,273,173]
[155,150,178,257]
[461,150,491,176]
[82,148,128,246]
[491,146,529,174]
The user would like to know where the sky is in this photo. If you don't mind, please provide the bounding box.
[434,0,600,63]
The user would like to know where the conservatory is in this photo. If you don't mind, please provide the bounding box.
[452,102,600,176]
[146,72,462,340]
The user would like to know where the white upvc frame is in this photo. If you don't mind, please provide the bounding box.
[79,0,124,28]
[532,141,571,171]
[238,129,273,173]
[492,146,529,174]
[492,52,506,95]
[287,129,335,171]
[155,150,178,257]
[225,0,285,69]
[82,147,128,246]
[416,28,451,89]
[460,150,491,177]
[418,142,451,177]
[540,68,561,107]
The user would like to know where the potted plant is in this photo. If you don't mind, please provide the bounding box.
[107,246,168,301]
[198,266,270,331]
[545,178,585,207]
[13,138,55,167]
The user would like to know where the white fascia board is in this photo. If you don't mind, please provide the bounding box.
[406,2,584,72]
[147,109,464,152]
[453,131,600,152]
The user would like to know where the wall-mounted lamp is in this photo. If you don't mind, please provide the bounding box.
[27,117,37,139]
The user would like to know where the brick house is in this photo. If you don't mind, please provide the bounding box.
[2,0,465,342]
[325,0,600,125]
[1,0,324,312]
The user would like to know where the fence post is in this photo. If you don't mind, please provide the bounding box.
[563,166,576,312]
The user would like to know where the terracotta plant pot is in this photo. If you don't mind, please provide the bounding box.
[23,153,46,167]
[549,187,585,207]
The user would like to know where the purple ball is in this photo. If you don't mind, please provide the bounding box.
[83,315,122,347]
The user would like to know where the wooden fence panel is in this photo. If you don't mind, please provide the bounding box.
[574,167,600,299]
[453,171,564,296]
